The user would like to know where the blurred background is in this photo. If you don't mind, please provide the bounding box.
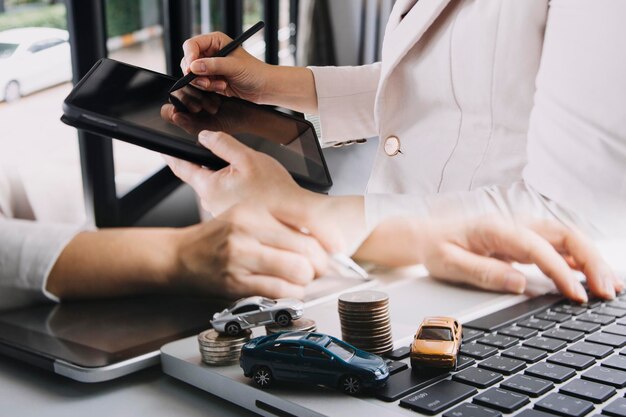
[0,0,393,228]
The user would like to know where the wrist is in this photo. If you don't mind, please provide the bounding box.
[256,62,279,105]
[407,217,429,264]
[154,228,186,290]
[261,66,317,113]
[300,192,366,254]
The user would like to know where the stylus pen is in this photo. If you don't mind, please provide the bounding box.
[169,21,265,93]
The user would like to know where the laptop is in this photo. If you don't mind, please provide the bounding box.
[161,242,626,417]
[0,295,228,383]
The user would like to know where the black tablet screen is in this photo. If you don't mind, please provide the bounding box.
[68,59,330,186]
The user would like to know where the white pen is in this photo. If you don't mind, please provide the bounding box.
[330,253,370,280]
[296,227,369,280]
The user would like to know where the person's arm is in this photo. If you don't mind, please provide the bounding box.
[42,205,330,301]
[164,131,621,303]
[180,32,382,142]
[46,228,177,298]
[0,218,78,309]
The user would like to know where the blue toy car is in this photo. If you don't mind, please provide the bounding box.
[239,331,389,395]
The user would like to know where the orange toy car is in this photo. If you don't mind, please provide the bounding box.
[410,317,462,370]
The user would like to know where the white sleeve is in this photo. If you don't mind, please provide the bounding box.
[0,218,79,309]
[364,181,602,237]
[309,63,381,145]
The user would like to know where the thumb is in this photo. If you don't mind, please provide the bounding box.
[190,56,242,78]
[198,130,254,167]
[431,244,527,294]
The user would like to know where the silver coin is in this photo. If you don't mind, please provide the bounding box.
[339,312,389,319]
[338,290,389,305]
[338,298,389,307]
[198,342,248,349]
[200,353,241,360]
[341,317,392,325]
[198,328,251,343]
[338,304,389,313]
[338,307,390,315]
[197,328,251,366]
[200,353,242,360]
[340,319,390,326]
[340,320,391,328]
[265,317,317,334]
[200,358,240,366]
[338,300,389,308]
[199,345,245,353]
[200,350,241,357]
[338,310,390,318]
[267,327,316,335]
[341,328,392,337]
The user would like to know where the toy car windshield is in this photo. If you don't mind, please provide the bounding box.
[325,340,355,361]
[259,298,277,307]
[418,327,453,341]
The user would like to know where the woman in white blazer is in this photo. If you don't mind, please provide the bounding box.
[164,0,625,299]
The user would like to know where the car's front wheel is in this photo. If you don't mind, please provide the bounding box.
[253,366,273,388]
[275,311,292,327]
[4,81,21,103]
[225,322,241,336]
[339,375,362,395]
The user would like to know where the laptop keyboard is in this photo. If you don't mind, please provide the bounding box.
[377,293,626,417]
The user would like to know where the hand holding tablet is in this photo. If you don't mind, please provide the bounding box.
[61,58,332,192]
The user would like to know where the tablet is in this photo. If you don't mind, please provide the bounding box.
[0,296,226,382]
[61,58,332,192]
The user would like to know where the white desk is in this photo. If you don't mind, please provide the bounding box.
[0,354,258,417]
[0,142,379,416]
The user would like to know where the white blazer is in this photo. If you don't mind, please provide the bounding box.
[310,0,626,237]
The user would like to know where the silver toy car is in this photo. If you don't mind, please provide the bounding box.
[211,296,304,336]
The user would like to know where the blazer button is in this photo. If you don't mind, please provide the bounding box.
[383,136,401,156]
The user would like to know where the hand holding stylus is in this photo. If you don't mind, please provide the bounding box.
[177,23,271,102]
[171,21,265,93]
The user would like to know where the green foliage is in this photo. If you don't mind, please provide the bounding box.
[243,1,261,28]
[6,0,43,7]
[0,4,66,32]
[105,0,142,37]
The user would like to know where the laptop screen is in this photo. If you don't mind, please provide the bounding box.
[0,296,225,367]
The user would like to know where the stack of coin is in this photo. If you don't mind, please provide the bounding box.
[197,328,252,366]
[338,291,393,355]
[265,317,317,335]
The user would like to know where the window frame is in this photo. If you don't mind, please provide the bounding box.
[66,0,286,227]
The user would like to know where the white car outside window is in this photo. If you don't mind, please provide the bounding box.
[0,27,72,103]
